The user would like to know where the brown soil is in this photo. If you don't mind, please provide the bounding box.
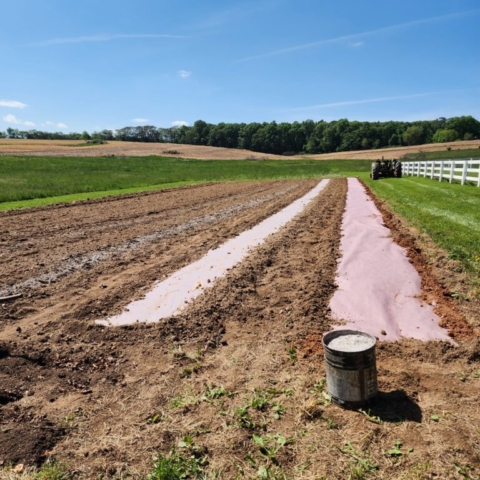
[1,179,480,479]
[0,140,285,160]
[1,138,479,160]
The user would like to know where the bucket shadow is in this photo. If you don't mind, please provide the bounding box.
[367,390,422,423]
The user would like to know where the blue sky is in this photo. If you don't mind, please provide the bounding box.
[1,0,479,133]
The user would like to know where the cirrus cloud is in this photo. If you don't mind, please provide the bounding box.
[178,70,191,78]
[0,100,27,109]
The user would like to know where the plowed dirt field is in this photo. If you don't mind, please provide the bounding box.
[1,179,479,479]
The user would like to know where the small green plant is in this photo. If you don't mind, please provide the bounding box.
[149,436,209,480]
[235,405,257,430]
[339,442,378,480]
[430,413,440,422]
[454,462,475,479]
[323,416,339,430]
[252,433,289,463]
[309,380,332,406]
[251,394,269,411]
[358,408,383,425]
[202,384,231,402]
[34,460,69,480]
[170,389,199,410]
[287,342,297,363]
[147,413,162,424]
[386,440,403,457]
[271,403,285,420]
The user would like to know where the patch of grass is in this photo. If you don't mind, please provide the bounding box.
[170,389,199,410]
[148,440,207,480]
[365,176,480,280]
[339,442,378,479]
[33,460,69,480]
[0,155,371,209]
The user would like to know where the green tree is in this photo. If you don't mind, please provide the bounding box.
[402,125,425,146]
[432,129,458,143]
[81,131,91,141]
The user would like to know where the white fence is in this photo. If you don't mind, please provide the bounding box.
[403,159,480,187]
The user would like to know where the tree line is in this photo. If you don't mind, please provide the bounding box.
[1,116,478,155]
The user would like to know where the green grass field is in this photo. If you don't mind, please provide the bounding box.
[0,155,370,208]
[365,175,480,279]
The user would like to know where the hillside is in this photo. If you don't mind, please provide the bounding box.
[0,138,479,160]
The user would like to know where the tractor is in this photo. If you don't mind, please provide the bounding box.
[370,159,402,180]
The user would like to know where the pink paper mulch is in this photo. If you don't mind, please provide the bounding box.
[329,178,452,343]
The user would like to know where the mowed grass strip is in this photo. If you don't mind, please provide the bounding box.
[365,175,480,278]
[0,155,370,208]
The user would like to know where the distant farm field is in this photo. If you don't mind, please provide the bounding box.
[0,138,479,159]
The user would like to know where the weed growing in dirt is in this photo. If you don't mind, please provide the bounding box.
[170,389,199,410]
[202,384,232,403]
[339,442,378,479]
[252,433,290,463]
[148,436,209,480]
[33,460,69,480]
[287,342,297,363]
[358,408,384,425]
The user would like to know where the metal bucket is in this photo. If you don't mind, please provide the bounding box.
[323,329,378,409]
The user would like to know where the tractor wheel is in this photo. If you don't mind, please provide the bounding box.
[371,163,380,180]
[394,162,402,178]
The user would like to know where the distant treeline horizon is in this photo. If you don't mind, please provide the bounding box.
[2,116,479,156]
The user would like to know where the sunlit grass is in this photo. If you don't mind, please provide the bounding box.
[0,155,371,208]
[364,175,480,278]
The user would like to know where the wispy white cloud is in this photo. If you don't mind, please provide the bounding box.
[0,100,27,109]
[178,70,192,79]
[234,9,480,63]
[171,120,189,127]
[285,92,446,112]
[43,121,68,129]
[132,118,149,124]
[350,41,365,48]
[3,114,35,127]
[27,34,186,47]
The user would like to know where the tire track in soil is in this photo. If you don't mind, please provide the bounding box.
[37,178,347,477]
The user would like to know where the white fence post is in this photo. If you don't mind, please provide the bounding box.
[439,160,444,182]
[430,161,435,180]
[461,161,468,185]
[449,161,454,183]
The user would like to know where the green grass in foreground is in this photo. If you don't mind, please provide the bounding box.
[403,147,480,160]
[0,155,371,209]
[364,175,480,280]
